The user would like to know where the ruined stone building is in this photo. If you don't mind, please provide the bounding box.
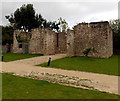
[67,21,113,58]
[13,28,67,55]
[13,21,113,58]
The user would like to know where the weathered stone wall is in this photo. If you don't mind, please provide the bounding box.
[67,21,113,58]
[43,29,56,55]
[107,25,113,57]
[29,28,44,54]
[13,30,30,54]
[13,30,22,53]
[74,23,91,57]
[13,21,113,58]
[29,28,56,55]
[66,29,75,57]
[2,44,13,53]
[55,32,67,54]
[89,22,113,58]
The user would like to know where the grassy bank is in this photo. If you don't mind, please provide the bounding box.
[2,73,119,99]
[38,55,119,76]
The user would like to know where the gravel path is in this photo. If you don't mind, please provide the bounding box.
[1,54,119,95]
[7,54,66,65]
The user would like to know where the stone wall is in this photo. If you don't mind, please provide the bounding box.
[66,29,75,57]
[67,21,113,58]
[13,30,30,54]
[13,30,22,53]
[107,25,113,57]
[43,29,56,55]
[29,28,57,55]
[2,44,13,53]
[13,29,57,55]
[74,23,90,57]
[55,32,67,54]
[13,21,113,58]
[89,22,113,58]
[28,28,67,55]
[29,28,44,54]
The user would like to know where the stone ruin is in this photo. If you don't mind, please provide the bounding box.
[13,21,113,58]
[67,21,113,58]
[13,28,67,55]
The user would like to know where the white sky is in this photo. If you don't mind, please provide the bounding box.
[0,0,119,28]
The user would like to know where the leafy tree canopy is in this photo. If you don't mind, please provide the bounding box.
[57,17,68,32]
[109,19,120,49]
[5,4,68,32]
[109,19,120,36]
[5,4,45,32]
[2,26,14,45]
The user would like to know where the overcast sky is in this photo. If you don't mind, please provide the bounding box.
[1,0,119,28]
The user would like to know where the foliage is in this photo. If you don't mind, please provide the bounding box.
[83,47,97,57]
[83,48,91,57]
[109,19,120,49]
[109,19,120,34]
[51,21,60,32]
[15,33,31,42]
[2,26,14,45]
[58,17,68,32]
[38,55,119,76]
[3,73,119,99]
[5,4,68,33]
[34,14,45,28]
[47,17,68,32]
[5,4,45,32]
[16,35,27,42]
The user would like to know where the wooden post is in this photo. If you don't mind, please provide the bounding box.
[2,56,3,61]
[47,57,51,66]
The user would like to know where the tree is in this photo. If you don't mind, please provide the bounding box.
[34,14,45,28]
[46,17,68,32]
[2,26,14,45]
[58,17,68,32]
[5,4,45,32]
[5,4,69,33]
[109,19,120,34]
[43,20,60,32]
[109,19,120,49]
[51,21,60,32]
[45,21,53,29]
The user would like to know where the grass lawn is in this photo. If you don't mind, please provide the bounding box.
[2,53,43,62]
[2,73,119,99]
[38,55,119,76]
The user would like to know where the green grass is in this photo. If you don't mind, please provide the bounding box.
[38,55,119,76]
[2,53,43,62]
[2,73,119,99]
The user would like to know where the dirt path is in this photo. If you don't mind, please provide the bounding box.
[1,54,119,95]
[7,54,66,65]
